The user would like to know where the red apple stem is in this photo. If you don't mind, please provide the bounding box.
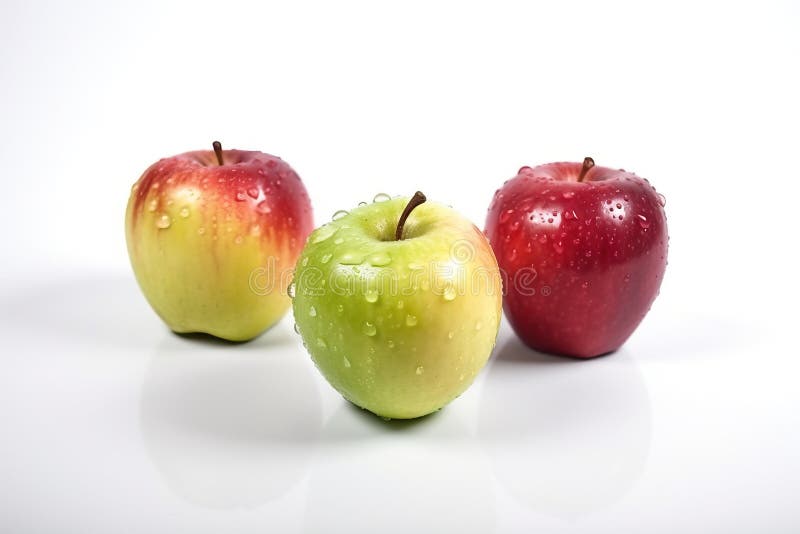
[577,156,595,182]
[212,141,224,166]
[395,191,427,240]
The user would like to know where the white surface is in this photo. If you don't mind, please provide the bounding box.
[1,1,799,532]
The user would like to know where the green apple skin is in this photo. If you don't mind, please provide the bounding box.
[126,148,313,341]
[292,197,502,419]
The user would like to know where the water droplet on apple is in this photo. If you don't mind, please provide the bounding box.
[333,237,344,245]
[339,251,363,265]
[311,224,337,243]
[343,356,352,368]
[508,248,518,261]
[475,320,483,330]
[235,191,247,201]
[448,331,454,340]
[637,214,650,229]
[293,323,300,334]
[156,214,171,229]
[562,191,575,199]
[553,241,564,254]
[581,281,589,289]
[606,199,612,205]
[257,200,271,214]
[499,209,514,223]
[365,289,379,303]
[619,215,624,220]
[623,194,630,201]
[197,227,206,235]
[332,209,349,220]
[616,203,623,209]
[247,187,259,199]
[547,217,554,223]
[234,235,243,245]
[415,366,424,375]
[405,314,418,327]
[309,306,317,317]
[147,199,158,212]
[321,253,332,264]
[369,252,391,266]
[301,257,308,267]
[538,234,548,244]
[408,262,424,270]
[363,322,377,336]
[397,300,404,309]
[357,201,367,207]
[250,225,261,236]
[518,166,532,174]
[287,283,296,298]
[443,284,456,301]
[373,193,391,203]
[657,193,666,207]
[316,337,327,348]
[337,304,344,313]
[624,274,631,282]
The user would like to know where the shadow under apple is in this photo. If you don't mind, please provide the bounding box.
[477,331,652,520]
[303,401,496,534]
[139,327,323,509]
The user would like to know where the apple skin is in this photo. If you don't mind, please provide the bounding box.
[484,161,668,358]
[292,196,502,419]
[126,147,313,341]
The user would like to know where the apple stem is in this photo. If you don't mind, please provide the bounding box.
[212,141,224,166]
[395,191,427,240]
[577,157,595,182]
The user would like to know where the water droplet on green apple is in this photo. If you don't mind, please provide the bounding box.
[311,224,337,243]
[408,262,423,270]
[343,356,351,368]
[321,253,332,264]
[363,322,377,336]
[358,201,367,207]
[156,214,171,229]
[332,209,349,220]
[365,289,379,303]
[406,314,418,327]
[293,323,300,334]
[287,282,296,298]
[415,366,424,375]
[369,252,391,266]
[448,331,454,339]
[309,306,317,317]
[396,300,404,309]
[316,337,327,348]
[443,284,456,301]
[475,320,482,330]
[339,251,363,265]
[373,193,391,203]
[388,340,395,349]
[334,237,344,245]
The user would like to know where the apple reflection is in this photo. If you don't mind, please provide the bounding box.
[304,404,496,534]
[478,331,651,519]
[139,324,323,509]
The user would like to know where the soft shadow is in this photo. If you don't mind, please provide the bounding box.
[139,330,323,509]
[0,275,161,350]
[478,333,652,519]
[303,402,496,533]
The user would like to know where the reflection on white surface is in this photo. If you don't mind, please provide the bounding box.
[304,403,496,534]
[139,330,323,509]
[478,335,651,519]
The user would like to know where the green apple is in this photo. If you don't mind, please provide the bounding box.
[292,193,502,419]
[126,142,314,341]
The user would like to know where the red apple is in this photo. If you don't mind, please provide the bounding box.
[484,158,668,358]
[126,142,313,341]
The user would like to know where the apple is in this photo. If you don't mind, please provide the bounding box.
[291,192,502,419]
[484,158,668,358]
[126,141,313,341]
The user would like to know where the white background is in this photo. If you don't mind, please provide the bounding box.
[1,1,799,532]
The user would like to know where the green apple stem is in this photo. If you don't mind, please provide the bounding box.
[212,141,224,166]
[577,156,595,182]
[395,191,427,240]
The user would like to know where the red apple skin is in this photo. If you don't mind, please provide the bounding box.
[484,162,668,358]
[126,148,314,340]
